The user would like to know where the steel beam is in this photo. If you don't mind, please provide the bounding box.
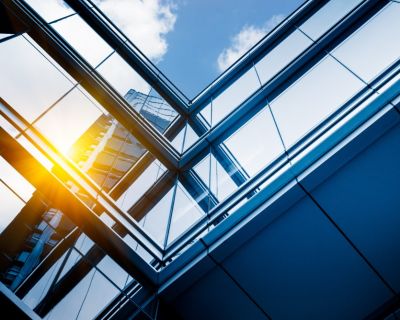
[65,0,189,115]
[0,127,158,289]
[3,0,180,170]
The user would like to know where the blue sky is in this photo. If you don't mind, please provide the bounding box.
[157,0,305,97]
[22,0,305,98]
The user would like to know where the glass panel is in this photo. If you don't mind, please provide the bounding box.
[171,127,185,153]
[97,255,129,290]
[140,186,174,245]
[22,251,67,309]
[25,0,74,22]
[34,87,104,155]
[255,30,313,85]
[52,14,113,67]
[194,152,238,202]
[270,55,365,148]
[90,0,175,63]
[46,268,119,320]
[172,123,200,153]
[332,3,400,83]
[167,182,205,244]
[0,156,35,233]
[199,101,212,129]
[0,35,74,122]
[0,181,26,233]
[97,54,179,134]
[116,160,166,212]
[211,66,261,126]
[183,124,199,152]
[97,52,151,98]
[48,6,178,136]
[138,88,177,133]
[224,108,284,177]
[299,0,364,40]
[0,157,35,201]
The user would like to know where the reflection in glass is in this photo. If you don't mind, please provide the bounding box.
[224,108,284,176]
[0,35,73,122]
[97,53,150,98]
[140,186,174,245]
[299,0,363,40]
[211,67,261,126]
[0,181,26,233]
[116,160,166,212]
[167,182,205,244]
[270,56,364,147]
[332,3,400,83]
[194,153,237,202]
[52,14,113,67]
[255,30,312,85]
[25,0,73,22]
[34,87,104,154]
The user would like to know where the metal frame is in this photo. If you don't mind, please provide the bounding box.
[0,127,158,288]
[1,0,399,318]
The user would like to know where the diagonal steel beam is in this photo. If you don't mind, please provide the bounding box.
[179,0,387,170]
[65,0,189,115]
[0,127,158,289]
[3,0,180,170]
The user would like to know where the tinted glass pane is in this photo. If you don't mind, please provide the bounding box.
[167,182,205,244]
[140,186,174,245]
[34,87,104,155]
[332,3,400,82]
[25,0,73,22]
[255,30,313,85]
[116,160,166,211]
[270,56,364,147]
[97,53,150,98]
[299,0,363,40]
[0,35,74,122]
[224,108,284,176]
[0,181,26,233]
[211,66,261,126]
[194,153,238,202]
[52,14,113,67]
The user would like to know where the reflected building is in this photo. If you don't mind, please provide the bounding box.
[0,89,173,291]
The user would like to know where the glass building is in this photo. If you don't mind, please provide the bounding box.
[1,0,400,319]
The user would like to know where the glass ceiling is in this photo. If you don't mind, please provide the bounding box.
[1,0,399,291]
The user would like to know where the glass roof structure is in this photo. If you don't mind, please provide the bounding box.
[1,0,400,319]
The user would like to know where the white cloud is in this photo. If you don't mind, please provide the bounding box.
[94,0,177,62]
[217,14,285,72]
